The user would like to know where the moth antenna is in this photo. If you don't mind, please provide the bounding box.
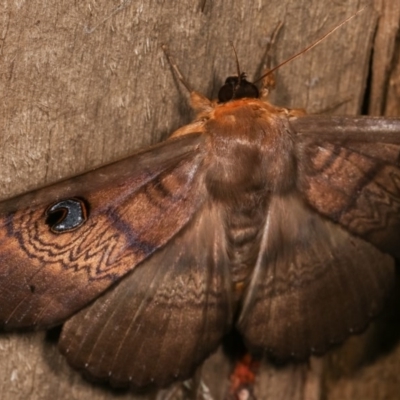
[230,41,242,83]
[162,44,193,93]
[254,7,366,84]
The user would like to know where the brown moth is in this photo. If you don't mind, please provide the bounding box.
[0,15,400,392]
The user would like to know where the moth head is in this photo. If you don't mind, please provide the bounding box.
[218,73,259,103]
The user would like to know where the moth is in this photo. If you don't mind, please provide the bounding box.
[0,14,399,391]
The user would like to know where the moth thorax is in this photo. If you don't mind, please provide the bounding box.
[205,109,297,198]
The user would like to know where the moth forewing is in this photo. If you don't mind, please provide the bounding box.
[291,115,400,143]
[0,134,207,330]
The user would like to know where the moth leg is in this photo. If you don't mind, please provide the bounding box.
[162,44,193,93]
[286,107,307,117]
[256,21,283,100]
[155,372,214,400]
[162,44,213,114]
[182,372,215,400]
[155,383,182,400]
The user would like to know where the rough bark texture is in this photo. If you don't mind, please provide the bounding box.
[0,0,399,399]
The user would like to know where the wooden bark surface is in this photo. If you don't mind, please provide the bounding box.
[0,0,399,399]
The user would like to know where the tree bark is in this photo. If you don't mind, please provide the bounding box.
[0,0,398,399]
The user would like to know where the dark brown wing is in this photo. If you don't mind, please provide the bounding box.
[237,193,395,360]
[0,134,206,329]
[58,201,232,388]
[293,115,400,258]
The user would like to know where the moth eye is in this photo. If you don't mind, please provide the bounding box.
[218,76,239,102]
[235,80,259,100]
[45,198,89,233]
